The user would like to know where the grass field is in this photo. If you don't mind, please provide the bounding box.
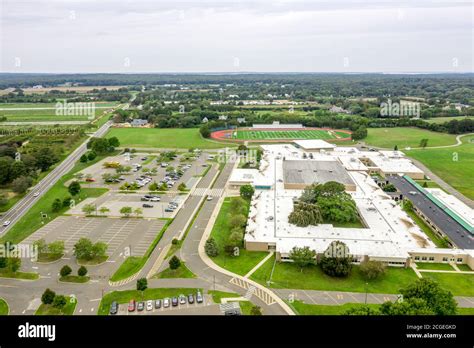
[107,128,229,149]
[234,129,348,140]
[156,263,196,279]
[406,135,474,199]
[209,197,269,276]
[422,273,474,296]
[289,300,474,315]
[415,263,454,271]
[0,299,8,315]
[251,255,419,294]
[426,116,474,124]
[365,127,457,149]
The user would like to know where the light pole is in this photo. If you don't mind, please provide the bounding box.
[365,282,368,304]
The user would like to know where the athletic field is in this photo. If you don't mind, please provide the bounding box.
[233,129,349,140]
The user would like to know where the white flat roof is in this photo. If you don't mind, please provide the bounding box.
[425,188,474,227]
[293,139,336,150]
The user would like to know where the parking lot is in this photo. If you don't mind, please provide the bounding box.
[76,151,210,193]
[68,192,186,219]
[22,216,166,258]
[116,294,222,315]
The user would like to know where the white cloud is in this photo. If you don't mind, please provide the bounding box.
[1,0,472,72]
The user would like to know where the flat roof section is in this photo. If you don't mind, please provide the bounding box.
[283,160,355,187]
[293,139,336,150]
[387,175,474,249]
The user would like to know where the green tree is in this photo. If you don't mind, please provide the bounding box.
[68,181,81,196]
[319,241,352,277]
[91,242,107,259]
[99,206,110,215]
[60,265,72,277]
[250,305,262,315]
[136,278,148,291]
[87,151,97,161]
[120,206,133,217]
[108,136,120,148]
[33,239,48,255]
[289,246,316,271]
[11,176,32,194]
[229,214,247,229]
[41,288,56,305]
[288,202,322,227]
[134,208,143,217]
[230,197,246,214]
[169,255,181,270]
[178,183,187,191]
[80,154,88,163]
[78,266,88,277]
[205,238,219,257]
[82,203,96,216]
[419,138,429,149]
[239,184,255,200]
[344,305,379,315]
[51,198,62,213]
[48,240,65,256]
[52,295,67,309]
[359,260,386,280]
[8,257,21,272]
[73,238,93,260]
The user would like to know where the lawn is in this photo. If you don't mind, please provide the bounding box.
[0,269,39,280]
[426,116,474,124]
[106,128,229,149]
[0,153,112,244]
[251,255,419,294]
[35,296,76,315]
[457,264,473,272]
[59,275,90,283]
[406,135,474,199]
[209,197,269,276]
[365,127,457,149]
[156,263,196,279]
[289,300,474,315]
[0,299,9,315]
[415,263,454,271]
[109,219,172,282]
[422,273,474,296]
[98,288,200,315]
[208,290,240,303]
[289,300,380,315]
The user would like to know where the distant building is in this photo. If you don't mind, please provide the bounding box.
[218,115,228,121]
[237,117,246,124]
[329,105,350,114]
[130,119,148,127]
[202,117,209,123]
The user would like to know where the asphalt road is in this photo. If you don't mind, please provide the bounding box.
[0,121,112,238]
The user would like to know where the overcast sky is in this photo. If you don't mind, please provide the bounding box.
[1,0,472,73]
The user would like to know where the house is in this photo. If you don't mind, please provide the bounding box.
[202,117,209,123]
[237,117,246,124]
[130,119,148,127]
[218,115,228,121]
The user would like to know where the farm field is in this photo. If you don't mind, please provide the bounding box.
[406,135,474,199]
[233,129,349,140]
[0,102,118,122]
[107,127,230,149]
[365,127,457,149]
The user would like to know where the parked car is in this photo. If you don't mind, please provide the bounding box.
[165,208,174,212]
[163,298,170,308]
[146,300,153,311]
[141,197,150,201]
[206,196,213,201]
[171,297,179,307]
[188,294,194,304]
[196,291,203,304]
[150,197,160,202]
[86,178,95,182]
[142,203,154,208]
[137,301,145,311]
[110,301,119,315]
[179,295,186,305]
[128,300,136,312]
[154,299,162,309]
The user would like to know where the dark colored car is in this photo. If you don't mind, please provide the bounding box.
[155,299,162,309]
[137,301,145,311]
[224,310,241,316]
[128,300,136,312]
[142,203,153,208]
[110,301,119,315]
[171,297,179,307]
[187,294,194,304]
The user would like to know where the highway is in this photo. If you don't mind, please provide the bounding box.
[0,121,112,238]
